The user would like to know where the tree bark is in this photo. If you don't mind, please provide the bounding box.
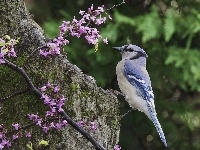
[0,1,120,149]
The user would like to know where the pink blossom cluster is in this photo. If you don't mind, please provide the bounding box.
[27,114,68,133]
[0,83,68,149]
[40,35,69,57]
[0,36,18,64]
[77,121,98,131]
[26,82,68,133]
[60,4,110,44]
[40,4,111,57]
[0,123,31,149]
[0,124,11,149]
[38,83,99,133]
[40,83,66,113]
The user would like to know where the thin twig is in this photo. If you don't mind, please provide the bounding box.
[106,0,125,11]
[7,117,60,135]
[4,59,105,150]
[0,88,30,101]
[29,45,46,58]
[23,45,47,65]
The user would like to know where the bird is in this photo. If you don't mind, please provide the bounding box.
[113,44,167,147]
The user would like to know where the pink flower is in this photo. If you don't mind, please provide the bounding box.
[12,123,20,130]
[62,120,68,126]
[0,144,4,149]
[53,86,59,93]
[103,38,108,44]
[114,145,121,150]
[46,82,51,87]
[1,139,11,147]
[90,122,97,131]
[55,123,62,130]
[40,86,47,92]
[95,19,102,25]
[98,6,104,12]
[49,122,55,128]
[42,126,49,133]
[90,4,94,11]
[45,111,54,117]
[79,10,85,15]
[25,132,31,138]
[0,58,5,64]
[43,96,51,105]
[36,119,42,126]
[77,121,85,127]
[12,134,19,140]
[39,49,49,57]
[0,133,3,139]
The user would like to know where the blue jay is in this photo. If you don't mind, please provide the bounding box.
[113,44,167,147]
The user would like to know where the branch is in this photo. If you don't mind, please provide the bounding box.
[4,59,42,97]
[26,45,47,60]
[4,59,105,150]
[60,111,105,150]
[0,88,29,101]
[106,0,125,11]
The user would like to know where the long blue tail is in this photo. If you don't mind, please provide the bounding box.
[147,102,167,147]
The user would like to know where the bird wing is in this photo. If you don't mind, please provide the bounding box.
[123,61,154,102]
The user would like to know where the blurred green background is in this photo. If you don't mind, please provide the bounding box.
[25,0,200,149]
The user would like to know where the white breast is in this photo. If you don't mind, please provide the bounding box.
[116,60,151,119]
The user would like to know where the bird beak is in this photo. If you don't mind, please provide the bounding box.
[112,47,122,52]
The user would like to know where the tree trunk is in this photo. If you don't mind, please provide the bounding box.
[0,1,120,149]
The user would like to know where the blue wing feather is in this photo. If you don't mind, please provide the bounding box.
[123,62,154,101]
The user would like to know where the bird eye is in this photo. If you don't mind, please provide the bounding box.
[127,48,134,52]
[124,47,134,52]
[124,45,134,52]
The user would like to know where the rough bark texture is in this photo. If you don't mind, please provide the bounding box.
[0,1,120,149]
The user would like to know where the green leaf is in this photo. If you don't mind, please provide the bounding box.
[0,41,6,46]
[164,9,176,42]
[5,35,10,40]
[114,11,135,26]
[26,142,33,150]
[100,23,119,43]
[136,5,162,43]
[166,47,200,91]
[38,140,49,146]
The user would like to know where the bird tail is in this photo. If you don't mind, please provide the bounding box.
[147,103,167,147]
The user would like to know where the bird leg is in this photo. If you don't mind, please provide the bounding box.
[112,90,125,97]
[120,108,133,120]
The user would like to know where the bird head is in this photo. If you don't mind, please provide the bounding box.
[112,44,148,60]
